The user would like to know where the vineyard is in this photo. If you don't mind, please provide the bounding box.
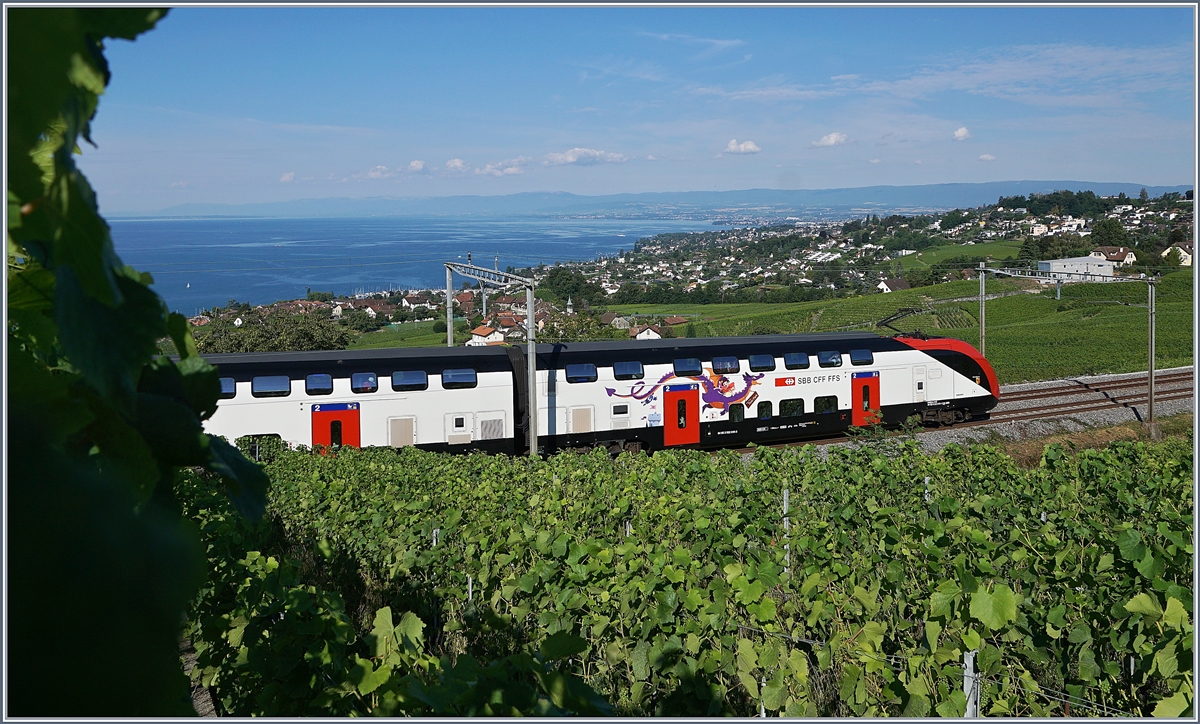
[181,436,1193,716]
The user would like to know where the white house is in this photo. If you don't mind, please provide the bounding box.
[466,325,505,347]
[1090,246,1137,266]
[631,324,662,341]
[877,278,911,294]
[1030,224,1049,237]
[1161,242,1193,267]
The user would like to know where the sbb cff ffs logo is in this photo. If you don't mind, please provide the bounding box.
[775,377,796,387]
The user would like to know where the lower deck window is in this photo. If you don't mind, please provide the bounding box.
[219,377,237,399]
[728,403,744,423]
[814,395,838,414]
[780,398,805,417]
[758,401,773,420]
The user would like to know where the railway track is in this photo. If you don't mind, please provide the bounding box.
[732,369,1193,453]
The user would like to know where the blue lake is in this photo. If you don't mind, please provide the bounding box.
[109,216,726,315]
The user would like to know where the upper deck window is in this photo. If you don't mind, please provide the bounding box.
[748,354,776,372]
[613,361,644,380]
[391,370,428,392]
[306,374,333,396]
[711,356,740,374]
[784,352,810,370]
[442,368,478,389]
[565,363,598,383]
[673,358,703,377]
[817,351,843,368]
[219,377,237,399]
[849,349,874,366]
[351,372,378,394]
[251,375,291,398]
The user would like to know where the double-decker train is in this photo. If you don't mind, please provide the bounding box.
[202,332,999,455]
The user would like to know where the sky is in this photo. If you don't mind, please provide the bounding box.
[78,5,1196,213]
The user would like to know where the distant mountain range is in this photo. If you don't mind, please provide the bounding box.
[128,181,1193,220]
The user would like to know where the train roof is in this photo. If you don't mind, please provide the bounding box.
[201,332,918,377]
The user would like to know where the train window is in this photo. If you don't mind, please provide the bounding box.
[565,363,598,383]
[391,370,428,391]
[748,354,776,372]
[219,377,237,399]
[758,401,773,420]
[729,403,744,423]
[817,351,843,368]
[677,399,688,428]
[306,374,333,396]
[329,420,343,447]
[612,404,629,416]
[814,395,838,414]
[351,372,378,394]
[613,360,644,380]
[849,349,874,366]
[711,356,740,374]
[673,358,703,377]
[251,375,291,398]
[784,352,810,370]
[442,368,478,389]
[780,398,805,417]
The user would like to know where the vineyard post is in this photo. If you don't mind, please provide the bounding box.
[446,266,454,348]
[782,488,790,575]
[964,649,979,717]
[527,283,538,456]
[1147,279,1157,438]
[978,262,986,356]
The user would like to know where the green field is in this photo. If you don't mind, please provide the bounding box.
[353,272,1193,384]
[350,320,449,349]
[894,239,1023,269]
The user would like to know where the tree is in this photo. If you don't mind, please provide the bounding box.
[340,308,386,333]
[1091,218,1128,247]
[196,312,352,353]
[306,288,334,302]
[8,9,267,715]
[433,319,448,333]
[1139,187,1149,202]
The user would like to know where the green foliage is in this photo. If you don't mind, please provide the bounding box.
[7,8,268,715]
[340,307,388,334]
[196,310,353,353]
[184,437,1193,716]
[1092,218,1129,248]
[180,469,612,716]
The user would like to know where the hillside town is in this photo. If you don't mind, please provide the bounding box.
[189,189,1193,348]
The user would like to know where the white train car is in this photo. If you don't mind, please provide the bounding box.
[202,332,999,455]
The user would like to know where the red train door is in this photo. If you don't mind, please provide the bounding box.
[663,383,700,446]
[851,372,881,427]
[312,402,361,448]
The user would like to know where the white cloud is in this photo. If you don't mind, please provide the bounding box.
[408,160,425,172]
[170,180,189,188]
[979,154,996,161]
[360,165,391,179]
[725,139,761,154]
[278,172,293,183]
[812,132,848,147]
[869,159,881,164]
[543,147,627,166]
[475,156,531,177]
[954,126,971,141]
[647,155,657,161]
[445,158,466,171]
